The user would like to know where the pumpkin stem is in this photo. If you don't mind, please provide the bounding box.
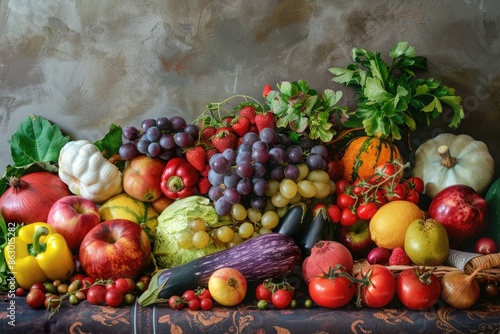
[438,145,456,169]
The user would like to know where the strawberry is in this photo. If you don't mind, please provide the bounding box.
[239,106,256,124]
[205,148,218,162]
[212,130,237,153]
[255,111,275,133]
[185,146,206,172]
[215,125,233,134]
[327,204,341,223]
[262,84,273,97]
[200,163,211,177]
[198,177,211,195]
[232,116,250,137]
[201,126,217,140]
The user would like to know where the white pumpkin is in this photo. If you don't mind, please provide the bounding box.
[58,140,123,203]
[412,133,495,198]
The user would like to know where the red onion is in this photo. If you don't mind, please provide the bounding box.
[0,172,71,224]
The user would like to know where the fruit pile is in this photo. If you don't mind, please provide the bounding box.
[0,42,499,316]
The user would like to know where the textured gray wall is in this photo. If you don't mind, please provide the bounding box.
[1,1,499,176]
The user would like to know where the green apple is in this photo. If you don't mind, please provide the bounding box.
[404,218,449,266]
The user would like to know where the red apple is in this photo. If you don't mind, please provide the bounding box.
[339,219,376,259]
[428,185,488,249]
[47,195,101,252]
[79,219,151,280]
[474,237,499,255]
[122,155,166,202]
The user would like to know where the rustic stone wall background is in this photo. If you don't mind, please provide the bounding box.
[0,1,499,176]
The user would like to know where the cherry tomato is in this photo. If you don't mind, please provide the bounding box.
[105,288,124,307]
[26,289,46,309]
[255,283,273,303]
[356,202,378,220]
[309,275,355,308]
[397,267,441,310]
[340,207,359,226]
[168,295,185,310]
[200,297,213,311]
[405,189,420,205]
[182,289,198,302]
[373,189,387,206]
[105,281,117,291]
[383,183,406,201]
[271,289,292,309]
[44,294,60,310]
[407,177,425,194]
[16,287,25,296]
[114,278,133,294]
[188,298,200,310]
[30,282,46,293]
[196,287,212,300]
[335,179,350,196]
[356,265,396,308]
[87,286,106,305]
[337,193,356,209]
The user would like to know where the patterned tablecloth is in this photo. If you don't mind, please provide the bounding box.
[1,286,499,334]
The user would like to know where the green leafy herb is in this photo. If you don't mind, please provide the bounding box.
[94,123,125,171]
[8,114,70,171]
[329,41,464,140]
[266,80,347,142]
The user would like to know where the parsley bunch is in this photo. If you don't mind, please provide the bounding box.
[329,42,464,141]
[266,80,347,143]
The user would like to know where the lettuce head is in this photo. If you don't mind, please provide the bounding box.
[153,195,226,269]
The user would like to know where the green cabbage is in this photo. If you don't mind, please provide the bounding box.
[153,195,226,269]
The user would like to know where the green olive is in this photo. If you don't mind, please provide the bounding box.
[257,299,268,310]
[44,282,58,294]
[123,293,136,305]
[304,299,313,308]
[69,294,80,305]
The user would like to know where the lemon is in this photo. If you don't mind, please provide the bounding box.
[369,201,424,250]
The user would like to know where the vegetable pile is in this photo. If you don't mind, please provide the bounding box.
[0,42,499,316]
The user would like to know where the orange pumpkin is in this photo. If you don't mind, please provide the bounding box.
[342,136,402,182]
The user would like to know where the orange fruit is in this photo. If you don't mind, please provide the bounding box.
[369,201,425,250]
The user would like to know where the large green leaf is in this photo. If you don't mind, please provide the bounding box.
[8,114,69,170]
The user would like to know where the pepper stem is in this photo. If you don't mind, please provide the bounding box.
[31,226,49,256]
[167,176,185,192]
[438,145,457,169]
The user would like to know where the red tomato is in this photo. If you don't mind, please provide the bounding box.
[374,189,387,206]
[196,287,212,300]
[271,289,292,309]
[105,288,124,307]
[114,278,134,294]
[188,298,200,311]
[200,297,213,311]
[168,295,185,310]
[182,289,198,302]
[44,294,60,310]
[308,275,355,308]
[356,265,396,308]
[29,282,46,293]
[407,177,425,194]
[383,183,406,201]
[87,286,106,305]
[356,202,378,220]
[405,189,420,205]
[26,289,46,309]
[335,179,350,196]
[208,268,247,307]
[396,267,441,310]
[340,207,358,226]
[255,283,273,302]
[337,193,356,209]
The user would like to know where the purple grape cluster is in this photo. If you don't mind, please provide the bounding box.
[207,128,329,215]
[119,116,200,161]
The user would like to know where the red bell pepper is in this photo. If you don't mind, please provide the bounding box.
[161,157,200,199]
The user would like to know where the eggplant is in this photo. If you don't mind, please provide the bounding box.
[138,233,301,306]
[300,205,330,257]
[274,202,309,244]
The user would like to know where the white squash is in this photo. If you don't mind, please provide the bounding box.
[58,140,123,203]
[412,133,495,198]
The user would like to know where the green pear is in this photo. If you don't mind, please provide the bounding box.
[404,218,449,266]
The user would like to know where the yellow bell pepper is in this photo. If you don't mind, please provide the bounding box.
[4,222,75,289]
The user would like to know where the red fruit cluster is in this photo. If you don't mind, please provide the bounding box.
[327,160,425,226]
[168,287,214,311]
